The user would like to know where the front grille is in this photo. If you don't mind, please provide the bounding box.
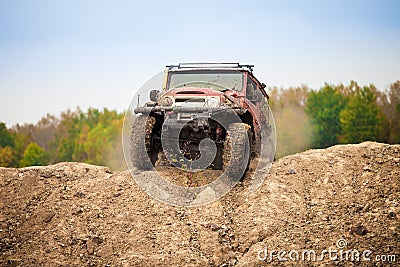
[175,98,205,103]
[176,91,206,94]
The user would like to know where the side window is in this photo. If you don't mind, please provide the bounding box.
[246,77,257,100]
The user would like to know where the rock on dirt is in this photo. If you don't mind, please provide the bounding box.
[1,142,399,266]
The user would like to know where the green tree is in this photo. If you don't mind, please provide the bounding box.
[12,131,32,167]
[0,122,19,167]
[51,108,125,169]
[0,146,16,167]
[20,142,49,167]
[339,86,384,143]
[0,122,15,148]
[305,84,348,148]
[53,109,83,162]
[83,109,124,167]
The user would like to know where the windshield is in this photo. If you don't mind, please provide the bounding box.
[168,70,243,91]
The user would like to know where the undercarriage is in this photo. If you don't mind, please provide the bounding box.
[130,111,253,179]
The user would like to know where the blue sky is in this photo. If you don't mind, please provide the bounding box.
[1,0,399,126]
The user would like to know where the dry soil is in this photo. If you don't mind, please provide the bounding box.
[1,142,399,266]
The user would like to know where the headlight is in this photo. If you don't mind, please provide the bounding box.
[159,96,174,107]
[206,97,220,108]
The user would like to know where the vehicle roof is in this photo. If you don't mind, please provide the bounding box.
[166,63,263,86]
[166,63,254,72]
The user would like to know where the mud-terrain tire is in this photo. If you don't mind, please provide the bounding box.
[222,123,251,180]
[130,115,156,170]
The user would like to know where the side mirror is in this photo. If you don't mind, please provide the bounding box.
[149,89,160,102]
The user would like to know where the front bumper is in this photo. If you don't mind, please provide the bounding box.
[134,105,225,114]
[134,105,245,115]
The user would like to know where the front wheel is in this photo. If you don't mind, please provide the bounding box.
[130,115,156,170]
[222,123,251,181]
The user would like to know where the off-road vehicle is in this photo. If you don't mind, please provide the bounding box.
[131,63,273,178]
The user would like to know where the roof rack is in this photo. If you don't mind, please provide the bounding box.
[166,63,254,72]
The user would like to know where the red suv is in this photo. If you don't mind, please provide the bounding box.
[131,63,274,179]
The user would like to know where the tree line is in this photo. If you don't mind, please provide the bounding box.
[0,81,399,169]
[0,108,125,170]
[270,80,400,158]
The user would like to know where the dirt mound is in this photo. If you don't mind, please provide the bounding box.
[1,142,399,266]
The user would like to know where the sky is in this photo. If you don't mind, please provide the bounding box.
[0,0,399,126]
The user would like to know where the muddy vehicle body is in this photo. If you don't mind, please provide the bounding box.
[131,63,273,178]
